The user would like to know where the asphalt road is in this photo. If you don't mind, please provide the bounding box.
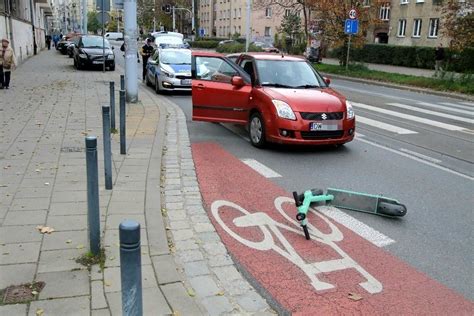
[113,46,474,300]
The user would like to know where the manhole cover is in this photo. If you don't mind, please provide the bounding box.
[61,146,84,153]
[2,282,45,304]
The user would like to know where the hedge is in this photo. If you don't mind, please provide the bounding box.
[189,40,219,49]
[329,44,474,73]
[216,43,263,53]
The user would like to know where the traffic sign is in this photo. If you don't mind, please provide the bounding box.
[199,27,205,37]
[344,19,359,34]
[349,9,357,19]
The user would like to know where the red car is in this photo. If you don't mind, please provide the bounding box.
[191,52,355,148]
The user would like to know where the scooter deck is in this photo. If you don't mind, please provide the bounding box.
[327,188,406,217]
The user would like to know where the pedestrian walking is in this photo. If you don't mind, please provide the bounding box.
[434,44,445,77]
[0,38,17,89]
[53,34,59,48]
[46,35,52,50]
[140,38,154,81]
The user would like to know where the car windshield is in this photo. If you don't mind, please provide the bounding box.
[161,50,191,65]
[82,37,110,48]
[256,59,325,88]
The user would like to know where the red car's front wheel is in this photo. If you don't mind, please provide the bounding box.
[249,112,266,148]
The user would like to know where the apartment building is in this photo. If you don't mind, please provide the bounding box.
[198,0,299,43]
[388,0,448,47]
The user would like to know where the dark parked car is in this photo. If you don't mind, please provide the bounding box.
[57,38,72,54]
[73,35,115,71]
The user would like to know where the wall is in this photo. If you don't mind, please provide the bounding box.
[12,18,34,63]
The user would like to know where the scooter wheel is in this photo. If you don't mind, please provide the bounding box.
[302,225,310,240]
[378,202,407,217]
[296,213,306,221]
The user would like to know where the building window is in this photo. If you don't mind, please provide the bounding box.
[285,9,291,17]
[234,8,237,18]
[265,27,271,37]
[238,8,241,18]
[265,7,272,18]
[400,0,409,4]
[416,0,424,3]
[413,19,422,37]
[398,19,406,36]
[379,5,390,20]
[428,18,439,37]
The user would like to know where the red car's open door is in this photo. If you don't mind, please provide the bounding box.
[191,52,252,124]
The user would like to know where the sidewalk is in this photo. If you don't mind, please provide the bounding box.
[322,57,437,78]
[0,50,272,315]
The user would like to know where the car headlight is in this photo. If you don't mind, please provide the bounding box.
[346,101,355,119]
[160,68,174,78]
[79,53,87,58]
[107,54,114,60]
[272,100,296,120]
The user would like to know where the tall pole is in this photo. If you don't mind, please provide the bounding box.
[346,34,351,71]
[245,0,251,52]
[124,0,138,102]
[172,6,176,32]
[29,0,37,55]
[102,0,105,73]
[83,0,87,34]
[191,0,195,40]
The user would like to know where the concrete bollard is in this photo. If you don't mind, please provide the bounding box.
[85,136,100,255]
[120,74,125,91]
[119,220,143,316]
[102,106,113,190]
[109,81,116,130]
[120,89,126,155]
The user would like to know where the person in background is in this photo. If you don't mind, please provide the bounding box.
[0,38,17,89]
[46,35,52,50]
[140,38,154,81]
[434,44,445,77]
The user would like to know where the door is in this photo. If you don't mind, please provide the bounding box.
[191,54,252,124]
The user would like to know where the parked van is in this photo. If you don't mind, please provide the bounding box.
[105,32,124,41]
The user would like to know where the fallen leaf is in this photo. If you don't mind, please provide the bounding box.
[36,226,55,234]
[31,290,38,295]
[36,308,44,316]
[348,292,363,301]
[186,288,196,297]
[76,244,84,249]
[142,251,148,255]
[44,182,50,186]
[165,226,171,230]
[104,281,112,287]
[109,256,115,261]
[35,169,41,173]
[2,252,10,255]
[66,239,72,244]
[216,291,225,296]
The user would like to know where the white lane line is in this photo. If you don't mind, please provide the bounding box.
[352,102,467,131]
[317,206,396,247]
[357,116,418,135]
[355,136,473,181]
[241,159,282,178]
[387,103,474,124]
[416,102,474,116]
[399,148,442,164]
[440,102,474,111]
[459,101,474,106]
[356,132,365,137]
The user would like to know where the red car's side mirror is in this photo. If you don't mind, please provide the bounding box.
[323,77,331,86]
[231,76,245,87]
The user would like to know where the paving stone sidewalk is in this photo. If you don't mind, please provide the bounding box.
[0,51,273,315]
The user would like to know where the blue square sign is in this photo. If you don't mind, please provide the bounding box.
[344,19,359,34]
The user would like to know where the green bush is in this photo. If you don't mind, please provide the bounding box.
[328,44,473,73]
[189,40,219,49]
[216,43,262,54]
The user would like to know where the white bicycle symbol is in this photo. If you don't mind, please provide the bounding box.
[211,197,382,294]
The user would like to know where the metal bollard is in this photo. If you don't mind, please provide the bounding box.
[85,136,100,256]
[119,220,143,316]
[109,81,116,130]
[120,74,125,91]
[120,89,126,155]
[102,106,113,190]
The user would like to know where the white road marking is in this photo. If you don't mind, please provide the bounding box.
[459,101,474,106]
[399,148,442,164]
[416,102,474,116]
[241,159,282,178]
[317,206,396,247]
[357,116,418,134]
[352,102,467,131]
[355,136,473,181]
[439,102,474,111]
[356,132,365,137]
[387,103,474,124]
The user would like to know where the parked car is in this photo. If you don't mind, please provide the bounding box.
[218,39,236,46]
[191,52,355,148]
[253,41,279,53]
[73,35,115,71]
[57,38,72,54]
[304,47,321,63]
[105,32,124,41]
[151,31,186,48]
[145,47,192,93]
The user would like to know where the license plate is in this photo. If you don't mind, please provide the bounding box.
[310,122,338,131]
[93,60,104,64]
[181,79,191,85]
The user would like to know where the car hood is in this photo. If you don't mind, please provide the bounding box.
[81,48,113,55]
[262,87,347,112]
[162,63,191,74]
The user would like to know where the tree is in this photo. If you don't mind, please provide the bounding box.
[87,11,101,34]
[280,12,302,36]
[441,0,474,50]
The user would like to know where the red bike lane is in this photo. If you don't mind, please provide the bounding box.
[192,142,473,315]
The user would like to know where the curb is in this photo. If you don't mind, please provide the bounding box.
[320,72,474,102]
